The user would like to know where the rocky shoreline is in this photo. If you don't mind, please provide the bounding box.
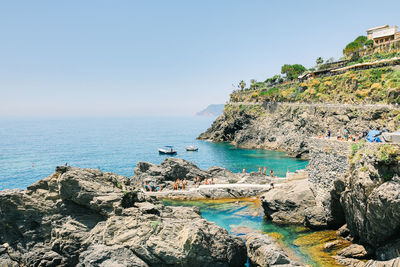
[198,102,400,159]
[0,166,248,266]
[1,137,399,266]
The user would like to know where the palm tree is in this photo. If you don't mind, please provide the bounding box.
[316,57,324,65]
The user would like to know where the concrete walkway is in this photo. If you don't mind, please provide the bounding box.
[144,183,279,199]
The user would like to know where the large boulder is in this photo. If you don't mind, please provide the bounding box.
[246,232,303,266]
[0,166,247,266]
[260,179,326,227]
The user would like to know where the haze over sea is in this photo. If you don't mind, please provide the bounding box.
[0,116,308,190]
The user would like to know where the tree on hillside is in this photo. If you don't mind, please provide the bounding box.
[281,64,307,80]
[316,57,324,65]
[239,80,246,90]
[365,39,374,48]
[265,75,283,85]
[354,35,367,44]
[343,35,368,59]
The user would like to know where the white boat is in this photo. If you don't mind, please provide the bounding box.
[158,146,177,155]
[186,145,198,151]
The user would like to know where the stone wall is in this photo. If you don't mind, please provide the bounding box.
[307,138,350,227]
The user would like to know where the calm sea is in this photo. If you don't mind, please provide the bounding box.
[0,116,308,190]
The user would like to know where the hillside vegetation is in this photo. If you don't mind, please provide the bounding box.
[231,67,400,105]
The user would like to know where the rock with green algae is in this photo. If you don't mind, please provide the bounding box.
[293,230,350,267]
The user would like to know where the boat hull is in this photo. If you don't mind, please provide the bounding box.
[158,149,177,155]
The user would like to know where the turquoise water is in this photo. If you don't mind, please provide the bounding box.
[0,117,307,190]
[163,199,318,266]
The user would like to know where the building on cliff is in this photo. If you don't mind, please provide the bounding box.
[366,24,400,46]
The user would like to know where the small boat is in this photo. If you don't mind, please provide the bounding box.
[186,145,198,151]
[158,146,177,155]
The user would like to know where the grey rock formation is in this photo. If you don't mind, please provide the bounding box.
[199,102,400,159]
[246,232,304,266]
[340,144,400,248]
[133,157,271,192]
[260,179,326,227]
[0,166,247,266]
[337,244,370,259]
[146,184,270,200]
[307,138,349,228]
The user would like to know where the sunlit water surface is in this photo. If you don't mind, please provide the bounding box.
[0,116,307,190]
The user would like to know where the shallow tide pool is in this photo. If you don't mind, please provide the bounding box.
[163,198,347,267]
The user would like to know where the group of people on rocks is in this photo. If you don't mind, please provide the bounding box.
[143,181,162,192]
[172,177,215,190]
[173,178,188,190]
[143,176,218,192]
[326,128,372,142]
[241,167,274,177]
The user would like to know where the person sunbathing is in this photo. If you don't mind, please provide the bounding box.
[210,177,214,185]
[205,178,209,185]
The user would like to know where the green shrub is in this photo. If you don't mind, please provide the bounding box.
[378,144,399,164]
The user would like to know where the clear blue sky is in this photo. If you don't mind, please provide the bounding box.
[1,0,399,117]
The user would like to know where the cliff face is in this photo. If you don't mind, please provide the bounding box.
[261,140,400,263]
[0,166,247,267]
[199,102,400,158]
[341,143,400,250]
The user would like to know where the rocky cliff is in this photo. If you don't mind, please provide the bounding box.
[0,166,247,267]
[199,102,400,158]
[260,140,400,265]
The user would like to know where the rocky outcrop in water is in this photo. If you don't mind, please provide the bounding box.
[260,140,400,264]
[199,102,400,158]
[133,158,271,199]
[246,232,303,266]
[0,166,247,266]
[260,179,318,226]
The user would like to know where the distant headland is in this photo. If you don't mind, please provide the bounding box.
[196,104,224,117]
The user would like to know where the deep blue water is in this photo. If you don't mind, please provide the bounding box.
[0,116,308,190]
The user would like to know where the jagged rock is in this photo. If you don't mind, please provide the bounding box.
[355,257,400,267]
[0,167,247,266]
[337,244,370,259]
[133,158,242,188]
[133,157,272,194]
[307,139,348,228]
[246,232,304,266]
[146,184,270,200]
[375,238,400,261]
[340,144,400,248]
[260,179,323,226]
[77,245,148,267]
[323,240,345,252]
[337,224,351,239]
[198,102,399,159]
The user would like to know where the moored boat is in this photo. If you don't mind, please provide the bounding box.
[158,146,177,155]
[186,145,198,151]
